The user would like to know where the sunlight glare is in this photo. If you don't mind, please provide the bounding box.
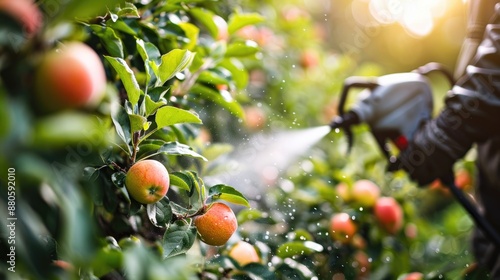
[368,0,451,37]
[402,2,434,37]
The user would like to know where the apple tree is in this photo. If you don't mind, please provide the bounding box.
[0,0,266,279]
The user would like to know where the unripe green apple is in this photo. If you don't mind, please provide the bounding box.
[34,42,107,112]
[351,179,380,207]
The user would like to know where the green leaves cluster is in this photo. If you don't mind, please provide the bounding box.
[83,0,262,274]
[0,0,264,279]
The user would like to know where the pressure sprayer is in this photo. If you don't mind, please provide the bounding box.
[328,62,500,248]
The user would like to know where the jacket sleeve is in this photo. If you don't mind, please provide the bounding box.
[397,5,500,185]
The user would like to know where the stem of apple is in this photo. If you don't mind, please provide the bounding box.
[130,131,141,164]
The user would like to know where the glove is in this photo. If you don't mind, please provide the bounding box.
[397,4,500,186]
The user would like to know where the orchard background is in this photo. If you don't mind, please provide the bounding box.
[0,0,482,279]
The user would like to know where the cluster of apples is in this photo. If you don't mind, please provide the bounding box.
[330,179,404,243]
[126,160,263,269]
[126,159,242,249]
[329,180,407,277]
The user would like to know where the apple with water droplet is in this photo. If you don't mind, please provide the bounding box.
[329,212,357,244]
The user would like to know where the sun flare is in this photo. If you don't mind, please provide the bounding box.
[354,0,453,37]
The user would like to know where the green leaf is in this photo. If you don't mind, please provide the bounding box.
[155,106,201,129]
[236,208,264,224]
[197,68,231,86]
[48,0,124,25]
[111,105,132,154]
[208,184,250,207]
[158,142,207,161]
[219,58,248,89]
[116,2,140,18]
[83,167,99,181]
[162,221,197,258]
[136,38,161,85]
[105,56,142,106]
[178,22,199,50]
[240,263,277,280]
[147,87,170,102]
[129,114,147,133]
[91,244,123,277]
[189,8,217,38]
[228,13,265,34]
[123,242,197,279]
[107,18,139,35]
[32,112,109,149]
[226,40,260,57]
[147,198,173,227]
[136,139,166,160]
[202,143,234,161]
[190,84,244,118]
[169,172,192,191]
[145,94,166,116]
[111,172,126,188]
[157,49,195,85]
[276,241,323,259]
[90,24,124,58]
[136,39,161,64]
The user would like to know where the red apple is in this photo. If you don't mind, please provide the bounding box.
[329,212,357,244]
[374,197,403,234]
[299,49,319,69]
[34,42,107,112]
[243,105,267,131]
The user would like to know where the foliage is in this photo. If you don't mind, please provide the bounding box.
[0,0,483,279]
[0,0,256,279]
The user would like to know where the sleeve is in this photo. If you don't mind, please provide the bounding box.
[397,4,500,185]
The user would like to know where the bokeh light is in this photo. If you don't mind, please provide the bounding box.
[350,0,452,38]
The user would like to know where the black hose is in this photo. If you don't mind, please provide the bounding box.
[441,175,500,249]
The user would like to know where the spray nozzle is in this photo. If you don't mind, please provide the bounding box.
[329,111,360,152]
[329,111,360,130]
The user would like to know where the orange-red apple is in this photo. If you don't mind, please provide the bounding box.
[194,202,238,246]
[34,42,106,112]
[374,197,403,234]
[329,212,357,244]
[125,160,170,204]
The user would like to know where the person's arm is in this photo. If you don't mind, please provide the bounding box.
[398,4,500,185]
